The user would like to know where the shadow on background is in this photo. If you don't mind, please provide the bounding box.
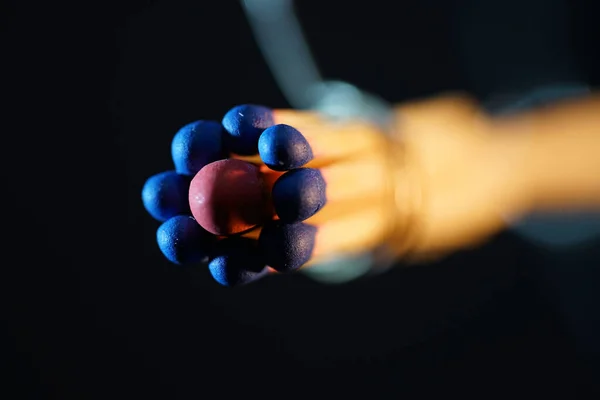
[2,0,600,398]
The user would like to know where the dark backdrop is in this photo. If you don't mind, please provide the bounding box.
[3,0,600,398]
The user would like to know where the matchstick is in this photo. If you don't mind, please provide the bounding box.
[258,203,390,273]
[228,105,385,168]
[271,153,389,223]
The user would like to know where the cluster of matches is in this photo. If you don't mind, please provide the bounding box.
[142,105,390,286]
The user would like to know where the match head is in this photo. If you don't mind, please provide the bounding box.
[258,124,313,171]
[222,104,274,155]
[271,168,327,223]
[171,120,226,176]
[208,238,268,287]
[142,171,191,222]
[156,215,214,265]
[259,220,317,273]
[188,159,269,236]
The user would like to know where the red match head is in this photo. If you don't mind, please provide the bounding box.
[189,159,270,236]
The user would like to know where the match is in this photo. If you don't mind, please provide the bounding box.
[227,104,386,168]
[271,153,389,223]
[143,104,398,286]
[258,203,391,273]
[171,120,226,176]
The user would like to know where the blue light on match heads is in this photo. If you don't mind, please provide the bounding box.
[258,124,313,171]
[222,104,274,155]
[208,238,268,286]
[171,120,225,176]
[259,221,316,273]
[142,171,191,222]
[156,215,214,265]
[272,168,327,223]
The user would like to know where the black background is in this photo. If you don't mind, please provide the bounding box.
[3,0,600,398]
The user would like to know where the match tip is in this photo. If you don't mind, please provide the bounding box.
[156,215,214,265]
[222,104,274,156]
[259,221,317,273]
[188,159,266,236]
[142,171,191,222]
[272,168,327,223]
[208,238,268,287]
[171,120,225,176]
[258,124,313,171]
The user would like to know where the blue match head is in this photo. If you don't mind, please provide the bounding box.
[259,221,316,273]
[171,120,226,176]
[258,124,313,171]
[222,104,274,155]
[142,171,191,222]
[272,168,327,223]
[156,215,215,265]
[208,237,268,287]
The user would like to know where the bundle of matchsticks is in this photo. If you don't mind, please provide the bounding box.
[142,92,600,286]
[142,104,402,286]
[142,92,600,287]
